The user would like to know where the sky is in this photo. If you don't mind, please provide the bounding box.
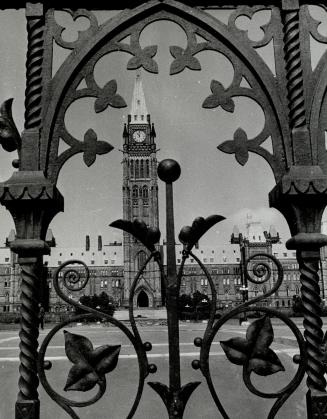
[0,7,326,249]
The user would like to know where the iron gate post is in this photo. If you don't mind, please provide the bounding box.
[270,167,327,417]
[0,171,63,419]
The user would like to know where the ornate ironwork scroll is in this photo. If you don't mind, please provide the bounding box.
[191,253,307,419]
[39,160,308,418]
[38,257,158,419]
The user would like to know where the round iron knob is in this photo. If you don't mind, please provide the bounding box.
[192,360,201,370]
[194,337,202,347]
[157,159,181,183]
[148,363,157,374]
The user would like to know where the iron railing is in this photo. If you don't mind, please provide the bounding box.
[36,159,307,418]
[1,2,327,417]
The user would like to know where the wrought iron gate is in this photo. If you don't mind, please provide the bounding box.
[1,1,327,418]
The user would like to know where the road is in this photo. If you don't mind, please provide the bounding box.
[0,321,308,418]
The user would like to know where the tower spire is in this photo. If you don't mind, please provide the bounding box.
[130,70,149,124]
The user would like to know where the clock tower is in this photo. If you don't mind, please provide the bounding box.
[122,72,161,307]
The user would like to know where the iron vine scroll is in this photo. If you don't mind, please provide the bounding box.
[38,160,307,418]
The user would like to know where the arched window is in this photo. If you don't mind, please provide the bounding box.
[136,251,147,270]
[140,160,144,178]
[130,160,134,178]
[135,160,139,178]
[146,160,150,177]
[143,185,148,198]
[132,185,138,198]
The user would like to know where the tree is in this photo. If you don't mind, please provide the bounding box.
[76,292,116,319]
[178,292,211,320]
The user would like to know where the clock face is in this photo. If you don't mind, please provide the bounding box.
[133,130,146,143]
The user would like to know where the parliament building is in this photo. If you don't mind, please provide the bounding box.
[0,74,327,313]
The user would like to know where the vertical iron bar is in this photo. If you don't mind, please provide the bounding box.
[165,180,181,393]
[157,159,182,417]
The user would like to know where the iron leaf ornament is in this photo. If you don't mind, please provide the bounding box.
[148,381,201,417]
[179,215,225,252]
[110,218,160,252]
[127,45,158,74]
[218,128,249,166]
[94,80,127,113]
[220,316,285,376]
[82,128,113,167]
[64,331,120,392]
[0,99,21,152]
[202,80,235,113]
[169,45,201,75]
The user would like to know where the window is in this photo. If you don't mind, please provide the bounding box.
[135,160,139,178]
[91,260,94,265]
[58,261,62,265]
[101,280,104,288]
[132,185,138,198]
[203,258,207,263]
[143,185,148,198]
[111,260,115,264]
[4,281,8,287]
[201,279,204,286]
[44,261,48,266]
[137,251,147,270]
[104,260,108,264]
[130,160,134,177]
[140,160,144,178]
[210,258,214,262]
[146,160,150,177]
[134,115,137,121]
[177,259,181,263]
[5,258,9,263]
[141,114,144,120]
[283,253,287,257]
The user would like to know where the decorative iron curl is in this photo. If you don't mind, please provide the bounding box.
[191,253,307,419]
[245,253,272,285]
[38,259,154,419]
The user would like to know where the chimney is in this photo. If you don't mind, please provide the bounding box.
[98,235,102,251]
[86,235,90,251]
